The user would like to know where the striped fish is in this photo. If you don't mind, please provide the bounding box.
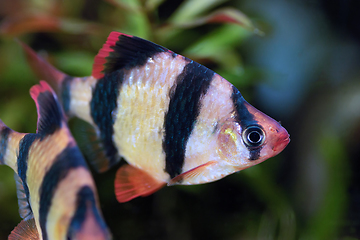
[0,81,111,240]
[20,32,290,203]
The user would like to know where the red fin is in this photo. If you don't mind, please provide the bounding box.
[92,31,124,79]
[17,39,66,90]
[168,161,218,186]
[8,218,40,240]
[92,31,171,79]
[114,164,165,203]
[30,81,65,135]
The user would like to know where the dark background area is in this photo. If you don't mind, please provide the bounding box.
[0,0,359,239]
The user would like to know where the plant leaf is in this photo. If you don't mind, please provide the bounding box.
[103,0,141,13]
[168,0,227,24]
[145,0,166,12]
[183,24,251,56]
[169,7,263,36]
[0,14,104,36]
[0,15,61,36]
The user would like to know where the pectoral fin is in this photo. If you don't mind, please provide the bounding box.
[8,218,40,240]
[168,161,218,186]
[114,164,165,203]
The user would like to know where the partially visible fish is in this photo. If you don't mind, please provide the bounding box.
[0,81,112,240]
[20,32,290,203]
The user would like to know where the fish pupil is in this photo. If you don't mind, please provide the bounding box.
[248,131,261,143]
[243,126,265,147]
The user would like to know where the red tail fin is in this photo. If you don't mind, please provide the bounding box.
[17,39,66,90]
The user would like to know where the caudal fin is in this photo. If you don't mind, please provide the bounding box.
[17,39,66,90]
[29,81,66,136]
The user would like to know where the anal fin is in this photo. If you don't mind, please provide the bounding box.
[8,218,40,240]
[114,164,165,203]
[168,161,218,186]
[14,174,33,220]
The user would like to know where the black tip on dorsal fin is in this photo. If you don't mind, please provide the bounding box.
[92,31,173,79]
[30,81,65,136]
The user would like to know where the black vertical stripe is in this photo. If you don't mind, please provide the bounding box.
[39,146,87,240]
[90,70,123,168]
[249,148,261,160]
[0,126,11,164]
[61,75,73,115]
[163,60,215,178]
[17,134,38,207]
[231,86,256,127]
[67,186,108,239]
[231,86,261,160]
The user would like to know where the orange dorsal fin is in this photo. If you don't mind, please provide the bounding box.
[8,218,40,240]
[114,164,165,203]
[92,31,171,79]
[17,39,66,90]
[168,161,218,186]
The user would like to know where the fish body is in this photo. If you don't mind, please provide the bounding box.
[21,32,290,202]
[0,81,111,240]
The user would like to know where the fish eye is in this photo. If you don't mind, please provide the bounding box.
[242,126,265,147]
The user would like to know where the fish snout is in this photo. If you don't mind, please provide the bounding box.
[272,126,290,153]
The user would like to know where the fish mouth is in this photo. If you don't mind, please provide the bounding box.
[273,134,290,152]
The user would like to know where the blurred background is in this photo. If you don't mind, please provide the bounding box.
[0,0,359,239]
